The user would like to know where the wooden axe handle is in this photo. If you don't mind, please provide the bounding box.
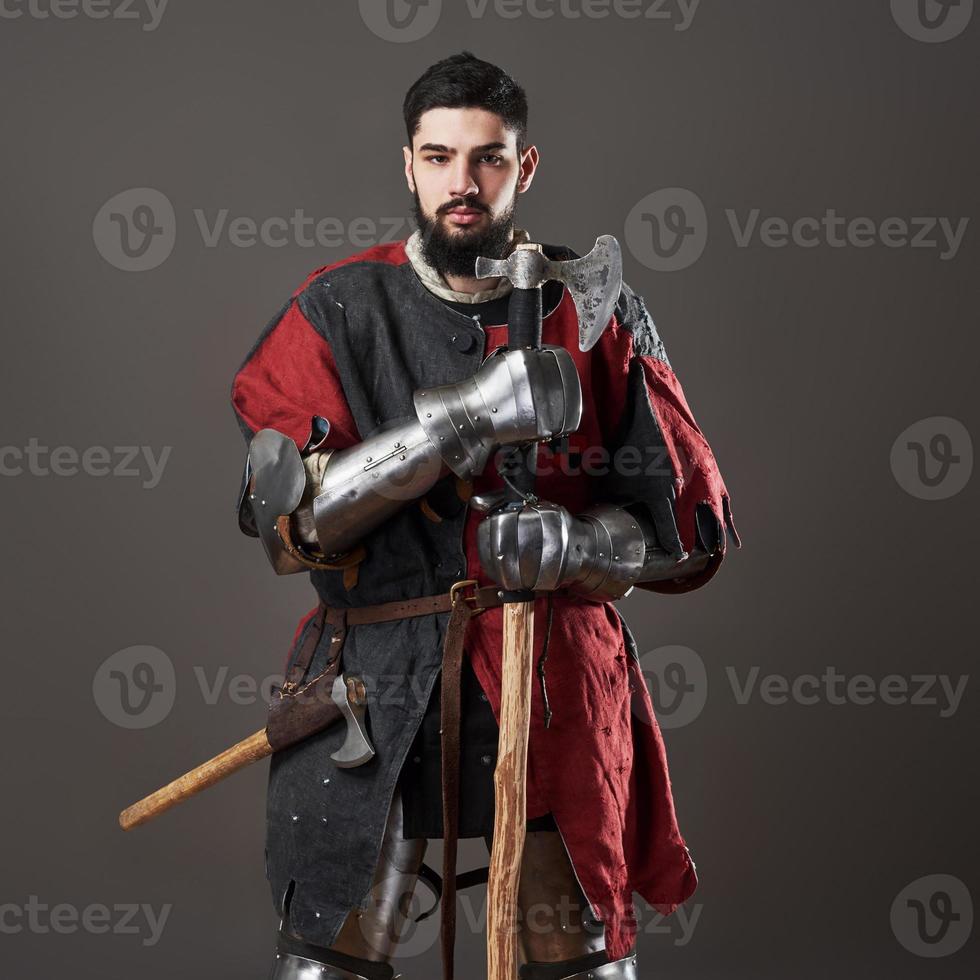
[118,728,272,831]
[487,600,535,980]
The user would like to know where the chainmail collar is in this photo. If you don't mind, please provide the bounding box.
[404,225,530,304]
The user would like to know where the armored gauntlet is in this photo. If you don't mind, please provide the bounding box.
[476,499,715,600]
[239,346,582,574]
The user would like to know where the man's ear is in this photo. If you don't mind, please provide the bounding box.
[517,144,540,194]
[402,145,416,194]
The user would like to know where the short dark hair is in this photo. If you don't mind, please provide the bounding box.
[403,51,528,152]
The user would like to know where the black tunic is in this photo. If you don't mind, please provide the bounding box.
[397,282,563,841]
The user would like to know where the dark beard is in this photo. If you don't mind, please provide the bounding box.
[412,190,518,278]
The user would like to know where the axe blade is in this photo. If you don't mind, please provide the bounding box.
[476,236,623,352]
[549,235,623,352]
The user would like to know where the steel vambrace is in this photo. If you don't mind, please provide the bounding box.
[238,346,582,573]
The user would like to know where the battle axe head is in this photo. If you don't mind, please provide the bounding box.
[475,235,623,351]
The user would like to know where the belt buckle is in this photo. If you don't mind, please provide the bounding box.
[450,578,485,613]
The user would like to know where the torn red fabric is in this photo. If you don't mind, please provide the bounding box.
[231,240,737,961]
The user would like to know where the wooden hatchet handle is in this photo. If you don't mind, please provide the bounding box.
[118,728,272,831]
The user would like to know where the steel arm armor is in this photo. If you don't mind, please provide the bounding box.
[238,346,582,574]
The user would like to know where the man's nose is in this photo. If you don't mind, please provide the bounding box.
[447,160,479,199]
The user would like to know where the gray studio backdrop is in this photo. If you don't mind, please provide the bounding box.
[1,2,977,978]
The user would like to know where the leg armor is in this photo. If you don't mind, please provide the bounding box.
[269,788,424,980]
[240,345,581,574]
[518,952,639,979]
[485,826,639,980]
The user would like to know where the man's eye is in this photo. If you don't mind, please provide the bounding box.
[426,155,448,164]
[481,155,503,164]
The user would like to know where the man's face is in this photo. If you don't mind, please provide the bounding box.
[403,106,538,277]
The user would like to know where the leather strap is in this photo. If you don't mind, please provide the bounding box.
[283,604,328,692]
[286,583,570,980]
[439,594,474,980]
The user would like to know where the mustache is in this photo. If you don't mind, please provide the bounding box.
[437,198,489,215]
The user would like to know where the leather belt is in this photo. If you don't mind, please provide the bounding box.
[283,580,535,980]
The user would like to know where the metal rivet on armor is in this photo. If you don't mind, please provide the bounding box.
[481,754,493,765]
[497,590,504,598]
[480,692,489,701]
[291,815,298,822]
[315,911,320,918]
[249,493,255,500]
[413,755,421,763]
[261,499,266,506]
[321,817,327,823]
[426,412,432,418]
[614,555,620,561]
[451,335,457,342]
[491,407,498,413]
[366,456,372,462]
[323,778,330,784]
[394,442,401,448]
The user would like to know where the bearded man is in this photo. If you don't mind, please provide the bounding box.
[232,50,738,980]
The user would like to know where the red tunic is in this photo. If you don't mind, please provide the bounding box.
[232,239,738,961]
